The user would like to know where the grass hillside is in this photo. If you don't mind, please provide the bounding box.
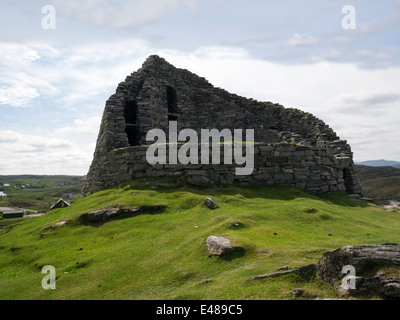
[355,165,400,200]
[1,176,400,300]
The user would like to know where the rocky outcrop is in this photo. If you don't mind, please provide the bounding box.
[316,243,400,299]
[81,208,135,223]
[81,206,165,223]
[250,244,400,299]
[355,276,400,299]
[316,243,400,283]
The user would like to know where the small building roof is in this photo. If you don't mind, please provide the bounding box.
[2,210,24,219]
[50,198,70,210]
[3,209,24,214]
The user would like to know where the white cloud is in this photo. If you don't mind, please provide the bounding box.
[192,46,249,59]
[333,92,400,112]
[0,131,19,143]
[55,0,193,29]
[0,130,73,154]
[0,43,43,106]
[0,41,148,109]
[0,42,62,107]
[306,49,343,63]
[0,82,39,107]
[331,35,354,45]
[0,43,40,67]
[55,116,102,136]
[0,130,92,175]
[284,33,320,47]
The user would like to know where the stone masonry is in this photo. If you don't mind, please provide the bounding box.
[83,55,362,196]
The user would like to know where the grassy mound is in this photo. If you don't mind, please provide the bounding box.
[1,176,399,300]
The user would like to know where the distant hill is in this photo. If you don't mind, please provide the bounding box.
[355,165,400,200]
[356,160,400,169]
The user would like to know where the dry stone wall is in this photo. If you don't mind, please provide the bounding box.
[83,55,362,196]
[84,142,359,195]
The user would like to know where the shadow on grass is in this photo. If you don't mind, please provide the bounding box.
[317,192,370,208]
[218,247,246,261]
[108,176,370,209]
[78,205,166,228]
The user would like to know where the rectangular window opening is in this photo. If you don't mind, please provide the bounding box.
[124,100,140,146]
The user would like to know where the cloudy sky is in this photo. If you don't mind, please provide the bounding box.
[0,0,399,175]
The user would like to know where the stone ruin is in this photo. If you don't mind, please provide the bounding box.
[83,55,362,196]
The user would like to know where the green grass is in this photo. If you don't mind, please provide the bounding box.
[0,176,399,300]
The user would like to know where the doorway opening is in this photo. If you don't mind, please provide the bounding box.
[343,168,355,193]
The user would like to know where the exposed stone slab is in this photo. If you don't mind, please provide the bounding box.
[249,264,316,281]
[81,206,165,223]
[206,236,235,255]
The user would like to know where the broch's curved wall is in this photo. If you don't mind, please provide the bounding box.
[83,55,362,196]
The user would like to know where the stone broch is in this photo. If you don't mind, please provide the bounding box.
[83,55,362,196]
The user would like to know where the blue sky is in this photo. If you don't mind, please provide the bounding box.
[0,0,400,175]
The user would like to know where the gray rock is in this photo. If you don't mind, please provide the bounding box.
[53,221,67,228]
[316,243,400,283]
[354,277,400,299]
[251,244,400,299]
[201,279,212,285]
[204,197,216,209]
[206,236,234,255]
[292,288,305,297]
[316,243,400,299]
[81,208,140,222]
[277,265,289,271]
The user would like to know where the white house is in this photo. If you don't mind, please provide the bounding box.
[61,192,75,199]
[0,191,7,199]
